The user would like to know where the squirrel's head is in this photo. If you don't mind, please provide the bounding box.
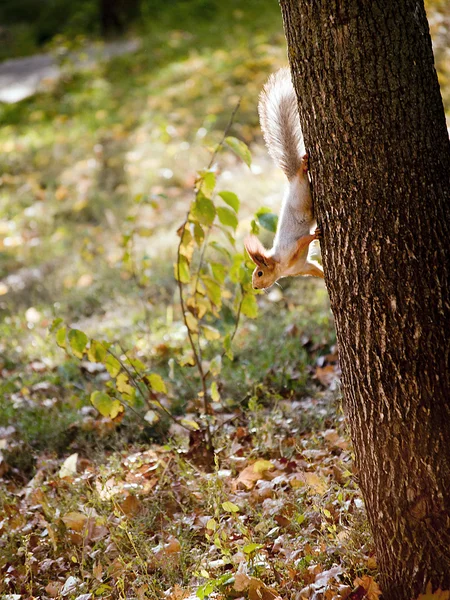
[244,236,279,290]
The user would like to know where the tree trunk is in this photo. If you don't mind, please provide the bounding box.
[279,1,450,597]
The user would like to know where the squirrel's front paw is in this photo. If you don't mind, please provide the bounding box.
[314,227,322,239]
[300,154,309,173]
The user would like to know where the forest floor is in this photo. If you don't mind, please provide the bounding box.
[0,2,449,599]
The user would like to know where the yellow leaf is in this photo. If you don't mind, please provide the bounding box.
[233,460,275,491]
[304,472,327,495]
[116,373,134,396]
[253,459,275,474]
[210,381,220,402]
[202,324,221,341]
[185,312,198,333]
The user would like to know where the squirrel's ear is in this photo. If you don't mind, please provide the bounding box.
[244,236,270,267]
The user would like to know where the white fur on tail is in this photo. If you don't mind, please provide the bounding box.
[258,67,305,181]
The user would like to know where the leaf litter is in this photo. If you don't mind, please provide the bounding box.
[0,380,383,599]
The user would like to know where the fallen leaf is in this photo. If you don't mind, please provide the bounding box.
[415,584,450,600]
[248,577,282,600]
[234,572,251,592]
[353,576,382,600]
[59,453,78,478]
[233,459,275,491]
[62,511,88,532]
[61,576,80,596]
[167,585,190,600]
[45,582,61,597]
[119,493,141,516]
[323,429,349,450]
[315,365,338,387]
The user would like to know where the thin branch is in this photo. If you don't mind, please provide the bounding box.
[203,284,245,380]
[175,100,241,400]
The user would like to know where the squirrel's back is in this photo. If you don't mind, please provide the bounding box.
[258,68,304,182]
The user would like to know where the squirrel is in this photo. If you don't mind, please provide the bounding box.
[245,68,324,290]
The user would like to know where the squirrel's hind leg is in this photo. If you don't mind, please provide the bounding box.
[302,261,324,278]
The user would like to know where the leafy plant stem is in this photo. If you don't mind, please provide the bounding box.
[175,100,241,448]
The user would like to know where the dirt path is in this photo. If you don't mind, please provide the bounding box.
[0,39,140,103]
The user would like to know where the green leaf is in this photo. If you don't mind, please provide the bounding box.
[225,136,252,168]
[250,218,260,235]
[223,334,233,360]
[105,354,121,378]
[229,253,247,284]
[241,293,258,319]
[210,381,220,402]
[91,391,123,419]
[180,227,194,261]
[125,357,146,373]
[68,329,88,358]
[88,339,107,363]
[217,207,238,230]
[256,209,278,233]
[211,262,226,284]
[147,373,167,394]
[56,326,67,349]
[191,192,216,227]
[196,581,216,600]
[221,501,239,513]
[193,222,205,246]
[209,354,222,376]
[202,277,222,308]
[199,170,216,199]
[49,317,63,333]
[209,241,231,260]
[243,542,264,555]
[175,255,190,283]
[218,191,240,213]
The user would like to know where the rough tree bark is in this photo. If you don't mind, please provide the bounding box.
[279,1,450,597]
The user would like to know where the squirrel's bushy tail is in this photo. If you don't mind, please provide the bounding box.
[258,67,304,181]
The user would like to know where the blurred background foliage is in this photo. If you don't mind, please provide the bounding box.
[0,0,448,454]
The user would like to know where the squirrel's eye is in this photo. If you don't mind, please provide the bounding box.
[257,271,263,277]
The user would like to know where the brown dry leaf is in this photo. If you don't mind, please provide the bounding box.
[233,459,275,491]
[119,493,142,516]
[323,429,349,450]
[165,537,182,554]
[416,583,450,600]
[45,582,60,597]
[248,577,282,600]
[62,511,88,532]
[315,365,337,387]
[234,572,251,592]
[353,576,382,600]
[150,536,182,570]
[168,584,190,600]
[136,585,149,600]
[93,562,103,581]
